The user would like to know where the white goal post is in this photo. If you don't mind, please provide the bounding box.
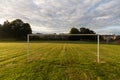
[27,34,100,63]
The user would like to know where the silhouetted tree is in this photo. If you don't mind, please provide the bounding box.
[10,19,32,39]
[69,27,96,41]
[69,27,80,40]
[0,19,32,40]
[70,27,79,34]
[79,27,96,41]
[0,20,12,38]
[80,27,95,34]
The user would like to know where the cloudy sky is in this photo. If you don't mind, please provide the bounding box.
[0,0,120,34]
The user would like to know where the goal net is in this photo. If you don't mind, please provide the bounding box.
[27,34,100,63]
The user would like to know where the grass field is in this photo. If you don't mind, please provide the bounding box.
[0,41,120,80]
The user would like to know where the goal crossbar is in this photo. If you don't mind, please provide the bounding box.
[27,34,100,63]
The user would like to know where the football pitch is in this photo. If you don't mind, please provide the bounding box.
[0,41,120,80]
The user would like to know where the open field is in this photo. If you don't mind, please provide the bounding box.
[0,41,120,80]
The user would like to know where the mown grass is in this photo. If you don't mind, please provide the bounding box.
[0,41,120,80]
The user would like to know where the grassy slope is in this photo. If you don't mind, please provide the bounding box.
[0,41,120,80]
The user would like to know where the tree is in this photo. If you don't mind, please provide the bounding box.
[69,27,97,41]
[0,19,32,40]
[0,20,12,38]
[69,27,79,40]
[79,27,96,41]
[10,19,32,39]
[0,24,3,37]
[21,23,32,39]
[69,27,79,34]
[80,27,95,34]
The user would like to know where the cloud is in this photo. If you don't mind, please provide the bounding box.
[95,15,112,20]
[96,26,120,34]
[0,18,6,24]
[0,0,120,34]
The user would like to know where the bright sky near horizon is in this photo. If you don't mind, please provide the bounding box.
[0,0,120,34]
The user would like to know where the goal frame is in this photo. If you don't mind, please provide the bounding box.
[27,34,100,63]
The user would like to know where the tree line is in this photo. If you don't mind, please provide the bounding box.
[30,27,101,41]
[69,27,97,41]
[0,19,32,40]
[0,19,102,41]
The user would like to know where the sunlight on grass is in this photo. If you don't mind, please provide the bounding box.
[0,41,120,80]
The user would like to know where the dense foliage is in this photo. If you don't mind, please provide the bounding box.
[0,19,32,40]
[69,27,96,41]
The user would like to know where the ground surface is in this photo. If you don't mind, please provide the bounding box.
[0,41,120,80]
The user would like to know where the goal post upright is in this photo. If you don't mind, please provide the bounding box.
[97,34,100,63]
[27,34,30,62]
[27,34,100,63]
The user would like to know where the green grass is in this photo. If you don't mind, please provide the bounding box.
[0,41,120,80]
